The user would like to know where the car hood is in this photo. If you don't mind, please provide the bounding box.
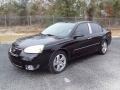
[13,34,63,48]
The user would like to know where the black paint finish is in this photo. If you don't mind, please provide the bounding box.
[8,21,111,70]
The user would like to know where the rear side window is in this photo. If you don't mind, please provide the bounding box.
[74,23,89,36]
[90,23,102,34]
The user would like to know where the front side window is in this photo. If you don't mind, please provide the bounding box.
[41,23,75,37]
[74,23,89,36]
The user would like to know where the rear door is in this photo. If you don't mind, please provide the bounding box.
[71,23,94,58]
[88,23,103,51]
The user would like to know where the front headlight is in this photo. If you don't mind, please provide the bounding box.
[24,45,44,53]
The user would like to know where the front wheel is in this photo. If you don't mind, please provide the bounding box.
[49,51,67,74]
[99,41,108,55]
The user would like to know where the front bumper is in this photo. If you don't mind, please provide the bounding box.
[8,49,53,70]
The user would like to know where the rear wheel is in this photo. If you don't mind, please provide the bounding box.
[99,41,108,55]
[49,51,67,74]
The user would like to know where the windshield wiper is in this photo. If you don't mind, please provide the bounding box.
[45,34,55,36]
[40,33,55,36]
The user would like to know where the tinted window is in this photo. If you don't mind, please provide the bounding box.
[74,23,89,36]
[90,23,102,34]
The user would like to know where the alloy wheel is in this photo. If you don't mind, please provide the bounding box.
[102,41,108,54]
[53,54,67,72]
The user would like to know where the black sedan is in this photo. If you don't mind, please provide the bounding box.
[8,21,111,74]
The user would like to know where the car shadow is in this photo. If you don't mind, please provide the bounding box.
[13,53,99,75]
[68,53,98,65]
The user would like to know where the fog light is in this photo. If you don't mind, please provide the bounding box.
[25,65,40,71]
[25,65,34,70]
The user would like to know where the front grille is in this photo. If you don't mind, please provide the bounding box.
[11,47,22,56]
[10,55,31,66]
[11,57,23,66]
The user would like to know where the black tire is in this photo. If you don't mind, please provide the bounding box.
[99,40,108,55]
[48,51,68,74]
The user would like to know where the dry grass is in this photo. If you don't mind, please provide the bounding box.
[0,35,23,43]
[109,27,120,36]
[112,30,120,36]
[0,25,42,43]
[0,25,43,34]
[0,34,35,43]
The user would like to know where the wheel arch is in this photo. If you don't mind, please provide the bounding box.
[48,48,70,65]
[58,49,70,60]
[102,38,109,45]
[102,35,109,45]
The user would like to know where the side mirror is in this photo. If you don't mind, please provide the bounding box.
[73,35,84,39]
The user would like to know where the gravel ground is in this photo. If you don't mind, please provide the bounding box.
[0,38,120,90]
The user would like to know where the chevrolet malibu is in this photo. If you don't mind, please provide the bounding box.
[8,21,111,74]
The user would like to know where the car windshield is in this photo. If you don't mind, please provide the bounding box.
[41,23,75,37]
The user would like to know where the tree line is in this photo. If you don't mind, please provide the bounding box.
[0,0,119,20]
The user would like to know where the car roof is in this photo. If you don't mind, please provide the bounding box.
[76,21,95,24]
[56,21,97,25]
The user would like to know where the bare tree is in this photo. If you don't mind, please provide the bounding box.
[85,0,95,21]
[18,0,29,25]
